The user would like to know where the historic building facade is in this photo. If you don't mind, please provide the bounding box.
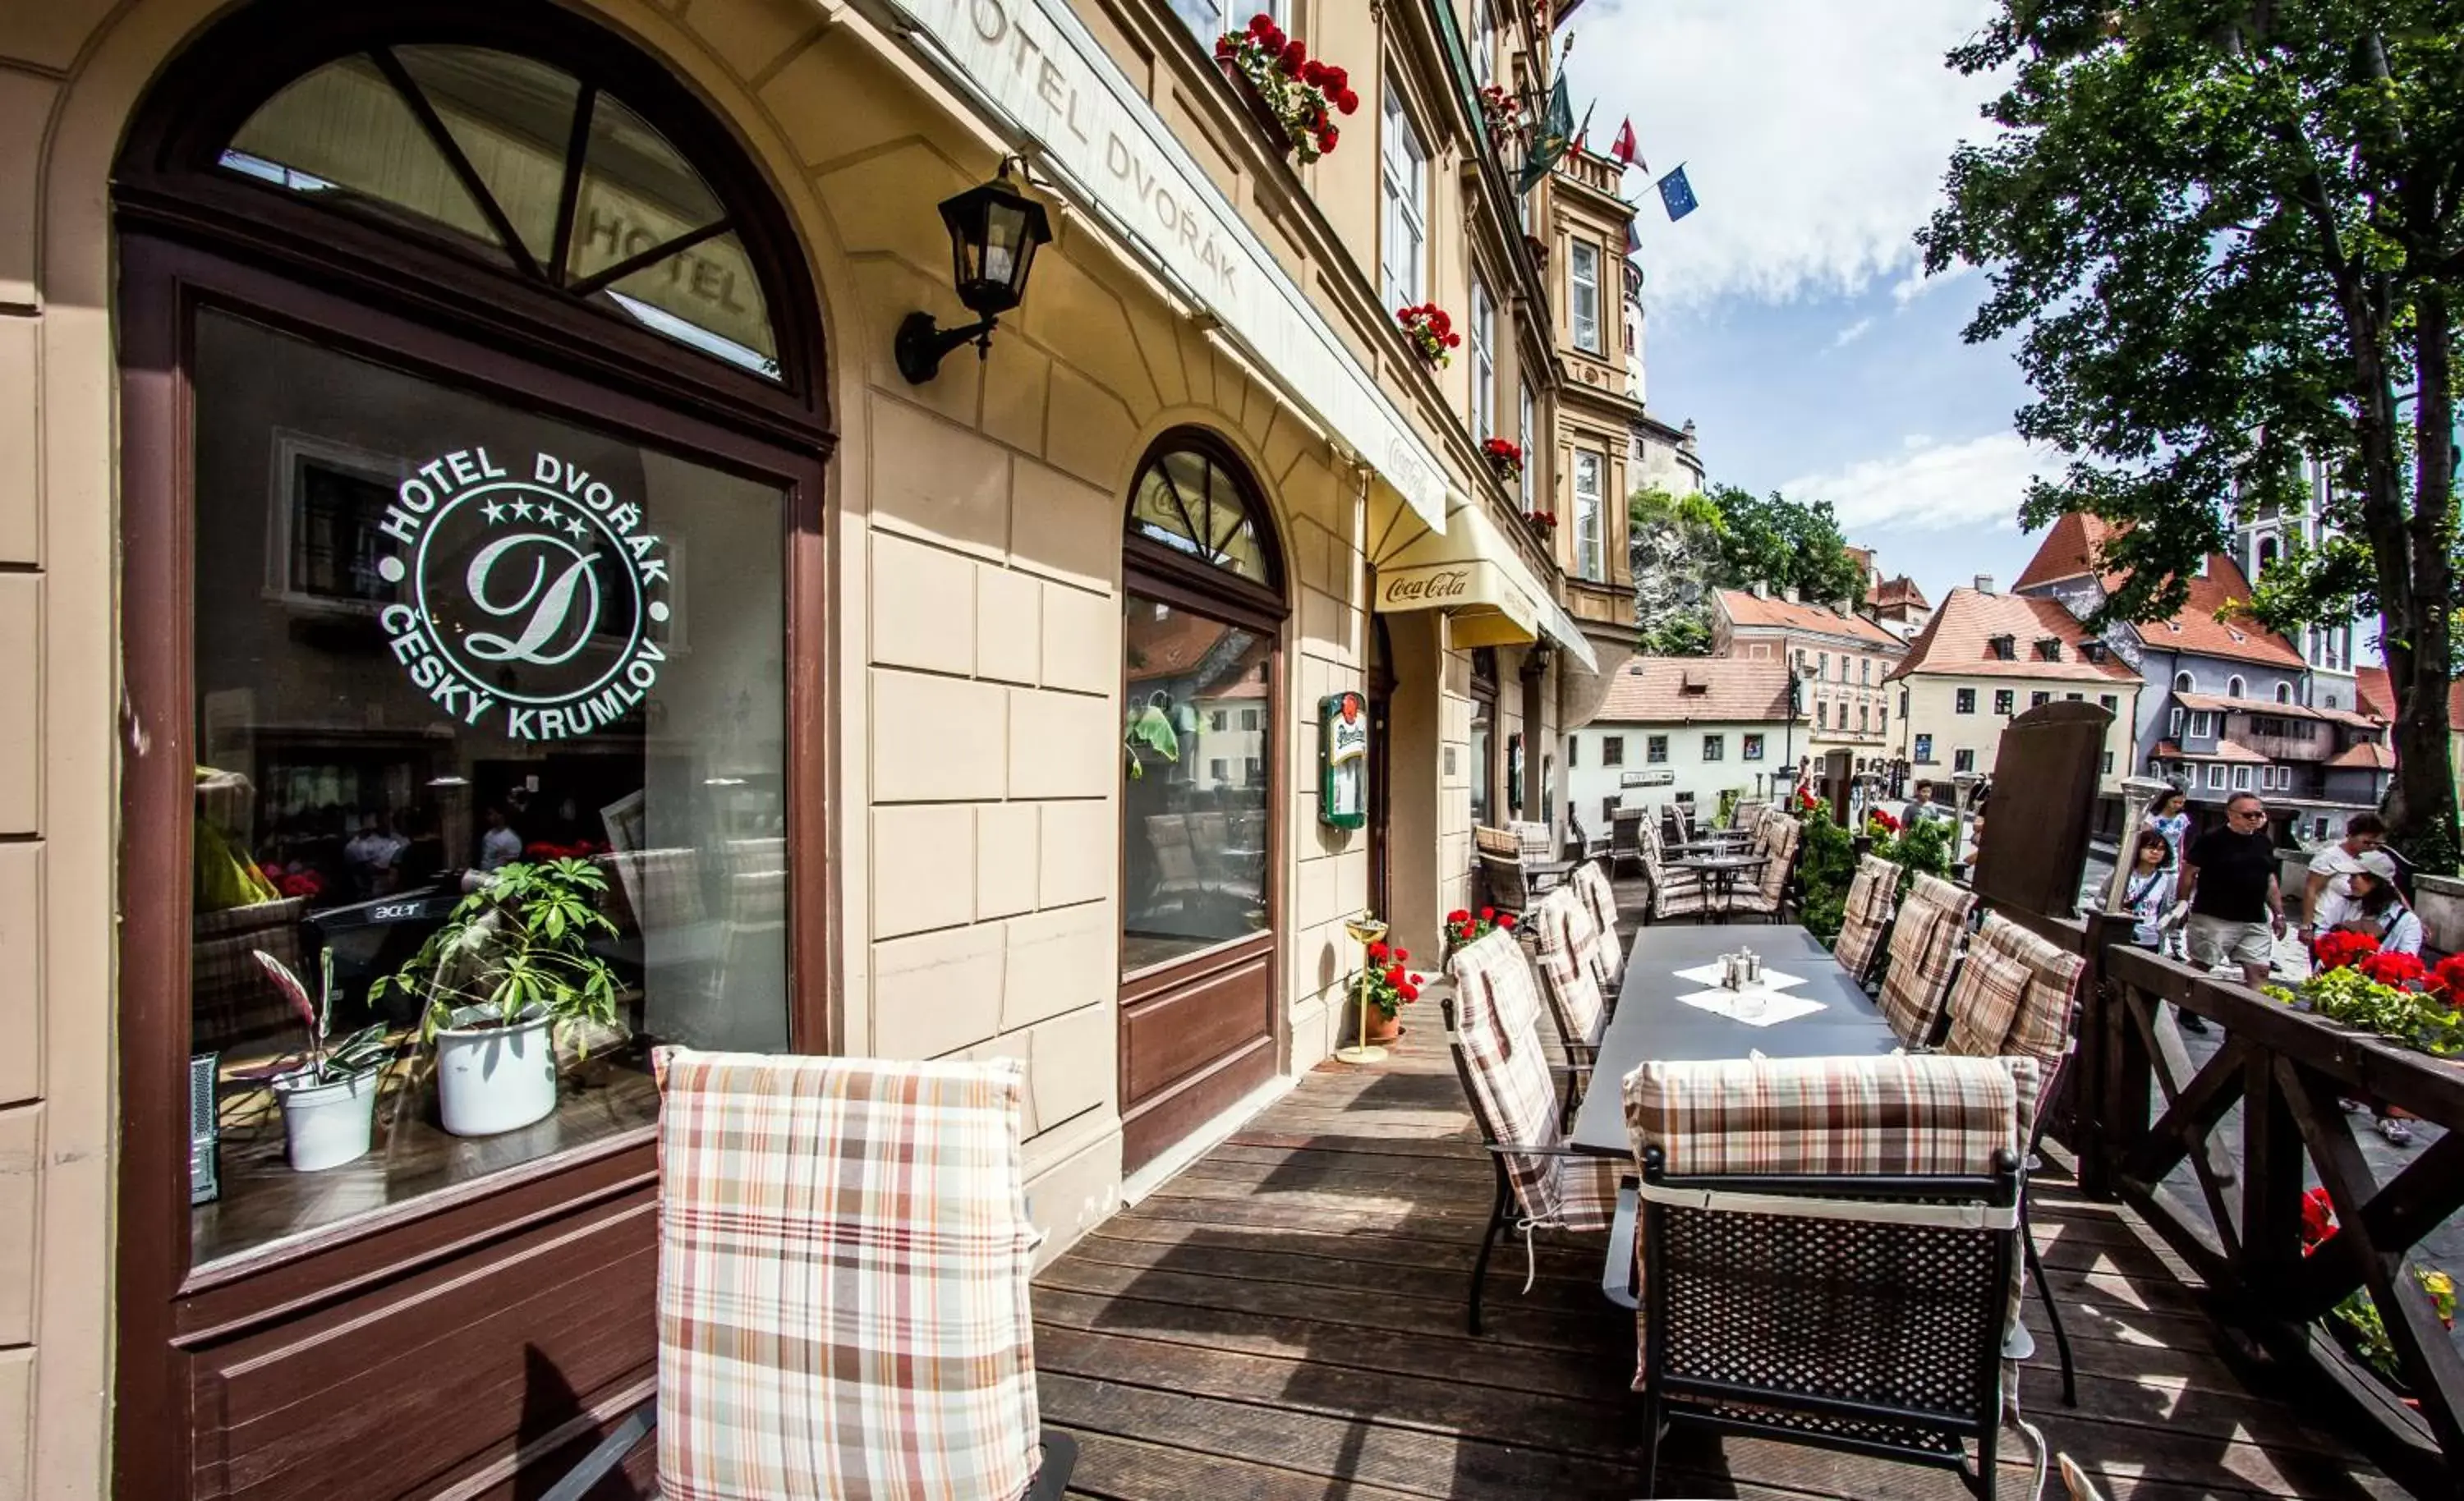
[0,0,1618,1494]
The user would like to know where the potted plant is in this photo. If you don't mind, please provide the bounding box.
[371,858,625,1137]
[1396,303,1460,368]
[1523,508,1558,535]
[1354,939,1425,1044]
[1482,437,1524,483]
[2263,937,2464,1058]
[1213,14,1357,163]
[1478,84,1524,152]
[2301,1186,2457,1398]
[254,948,393,1171]
[1442,907,1515,961]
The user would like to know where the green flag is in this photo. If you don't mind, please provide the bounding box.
[1516,71,1574,195]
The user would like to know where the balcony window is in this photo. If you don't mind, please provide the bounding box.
[1573,448,1604,581]
[1570,240,1601,354]
[1379,84,1427,310]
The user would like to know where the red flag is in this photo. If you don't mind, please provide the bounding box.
[1609,117,1642,170]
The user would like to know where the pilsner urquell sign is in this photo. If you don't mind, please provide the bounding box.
[1319,691,1369,830]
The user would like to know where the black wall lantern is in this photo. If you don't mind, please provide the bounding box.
[896,160,1052,384]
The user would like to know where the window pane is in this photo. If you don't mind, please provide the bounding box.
[565,90,726,283]
[227,54,513,265]
[1469,694,1494,827]
[599,231,779,376]
[392,46,581,269]
[188,312,789,1266]
[1129,449,1269,585]
[1123,596,1271,971]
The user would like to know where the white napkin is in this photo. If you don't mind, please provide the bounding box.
[1675,989,1829,1027]
[1671,963,1808,991]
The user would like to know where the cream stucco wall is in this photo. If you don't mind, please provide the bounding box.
[0,0,1598,1490]
[1892,674,2141,793]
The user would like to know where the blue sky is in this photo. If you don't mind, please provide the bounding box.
[1562,0,2056,606]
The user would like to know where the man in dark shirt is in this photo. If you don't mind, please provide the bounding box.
[2178,792,2287,989]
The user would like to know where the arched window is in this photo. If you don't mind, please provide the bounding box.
[2173,671,2194,691]
[2276,682,2292,704]
[113,8,832,1482]
[2227,675,2247,699]
[1118,430,1285,1174]
[2257,534,2279,574]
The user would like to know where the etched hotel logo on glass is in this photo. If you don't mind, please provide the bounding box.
[371,447,670,741]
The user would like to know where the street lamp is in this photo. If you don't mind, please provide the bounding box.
[896,161,1052,383]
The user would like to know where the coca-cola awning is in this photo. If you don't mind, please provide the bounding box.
[1371,496,1597,672]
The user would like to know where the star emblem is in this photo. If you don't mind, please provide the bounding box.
[511,498,534,521]
[565,516,590,539]
[539,503,563,530]
[481,500,505,525]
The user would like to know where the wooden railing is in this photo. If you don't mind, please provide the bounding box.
[2016,908,2464,1497]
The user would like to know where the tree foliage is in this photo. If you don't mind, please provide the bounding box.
[1702,484,1870,607]
[1916,0,2464,852]
[1630,483,1723,655]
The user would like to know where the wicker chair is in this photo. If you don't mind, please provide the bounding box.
[1441,928,1636,1335]
[1623,1053,2037,1500]
[1876,873,1979,1050]
[545,1050,1074,1501]
[1832,852,1901,986]
[1638,818,1708,925]
[1939,911,2093,1407]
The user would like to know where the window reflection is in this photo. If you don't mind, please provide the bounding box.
[1122,594,1271,972]
[189,312,788,1265]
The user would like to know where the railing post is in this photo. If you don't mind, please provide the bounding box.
[2076,910,2137,1200]
[2240,1045,2304,1320]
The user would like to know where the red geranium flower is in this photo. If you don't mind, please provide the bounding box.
[1280,39,1307,73]
[1400,980,1422,1003]
[2431,955,2464,1006]
[1323,63,1348,90]
[1448,909,1470,924]
[1496,912,1517,930]
[2312,930,2381,974]
[1301,59,1326,86]
[1480,906,1496,920]
[2301,1186,2337,1252]
[2360,950,2427,989]
[1338,89,1360,115]
[1384,964,1407,987]
[1248,11,1276,37]
[1393,948,1409,962]
[1368,941,1390,962]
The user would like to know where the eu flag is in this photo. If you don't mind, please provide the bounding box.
[1657,165,1699,222]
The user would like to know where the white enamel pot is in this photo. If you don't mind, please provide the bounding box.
[274,1067,380,1171]
[434,1005,559,1137]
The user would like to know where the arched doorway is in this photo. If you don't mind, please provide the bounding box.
[1118,430,1285,1175]
[111,4,830,1494]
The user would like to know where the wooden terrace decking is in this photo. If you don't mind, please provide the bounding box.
[1032,911,2411,1498]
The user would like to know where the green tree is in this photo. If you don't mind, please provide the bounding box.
[1701,484,1869,607]
[1917,2,2463,858]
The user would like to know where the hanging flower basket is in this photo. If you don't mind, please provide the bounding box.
[1214,15,1357,164]
[1478,84,1524,152]
[1482,436,1524,480]
[1397,303,1460,368]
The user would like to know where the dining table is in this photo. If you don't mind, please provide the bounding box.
[1570,923,1901,1157]
[1666,851,1767,922]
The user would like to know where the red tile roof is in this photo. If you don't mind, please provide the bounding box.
[2355,665,2395,718]
[2016,515,2304,668]
[1869,575,1930,610]
[1717,590,1905,650]
[2328,741,2396,770]
[1887,587,2140,682]
[2014,512,2120,591]
[2206,738,2271,764]
[1595,657,1794,723]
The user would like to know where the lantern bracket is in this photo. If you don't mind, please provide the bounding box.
[895,311,999,384]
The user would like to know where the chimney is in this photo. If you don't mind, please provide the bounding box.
[1974,574,1995,595]
[1783,585,1800,604]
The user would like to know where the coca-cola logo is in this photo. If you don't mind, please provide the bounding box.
[1382,567,1471,604]
[371,448,670,741]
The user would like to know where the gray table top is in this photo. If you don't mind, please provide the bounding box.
[1569,924,1900,1156]
[1668,852,1767,871]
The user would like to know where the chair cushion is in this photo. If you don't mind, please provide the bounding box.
[1877,874,1977,1049]
[655,1049,1043,1501]
[1528,890,1608,1052]
[1942,946,2032,1061]
[1625,1052,2030,1178]
[1832,854,1898,981]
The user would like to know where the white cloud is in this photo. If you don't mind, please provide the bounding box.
[1781,432,2053,534]
[1565,0,2007,310]
[1831,316,1875,349]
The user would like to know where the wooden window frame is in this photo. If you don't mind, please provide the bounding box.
[108,7,834,1493]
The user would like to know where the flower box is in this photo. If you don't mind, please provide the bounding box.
[1213,16,1357,165]
[1482,436,1524,480]
[1396,303,1460,369]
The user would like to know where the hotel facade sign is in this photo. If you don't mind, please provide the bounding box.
[861,0,1450,530]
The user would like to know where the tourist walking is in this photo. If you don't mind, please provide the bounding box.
[2177,791,2287,997]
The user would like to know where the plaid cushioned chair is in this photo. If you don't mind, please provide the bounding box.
[1622,1053,2035,1501]
[1876,874,1979,1049]
[545,1051,1074,1501]
[1527,889,1611,1067]
[1570,861,1625,994]
[1832,853,1901,985]
[1441,928,1635,1335]
[1941,910,2091,1407]
[1639,819,1708,925]
[1724,812,1801,922]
